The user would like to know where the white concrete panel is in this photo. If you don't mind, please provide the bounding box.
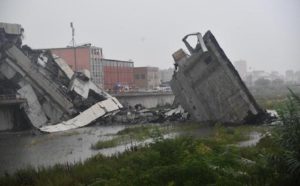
[39,97,122,133]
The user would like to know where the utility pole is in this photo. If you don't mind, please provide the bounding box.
[70,22,77,71]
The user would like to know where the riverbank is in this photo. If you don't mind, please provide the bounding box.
[0,122,216,175]
[0,124,275,186]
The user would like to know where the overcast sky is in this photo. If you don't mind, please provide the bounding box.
[1,0,299,73]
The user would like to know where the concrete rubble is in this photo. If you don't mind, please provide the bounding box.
[0,22,123,132]
[171,31,269,124]
[99,105,189,125]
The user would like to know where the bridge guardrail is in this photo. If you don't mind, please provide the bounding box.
[0,94,27,102]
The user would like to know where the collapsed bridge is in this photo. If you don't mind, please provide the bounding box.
[0,22,122,132]
[0,22,271,132]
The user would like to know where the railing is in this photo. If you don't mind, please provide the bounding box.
[111,91,174,97]
[0,94,26,101]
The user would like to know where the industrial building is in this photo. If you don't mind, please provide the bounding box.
[133,67,160,90]
[102,58,134,91]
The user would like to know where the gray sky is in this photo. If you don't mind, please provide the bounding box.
[1,0,300,73]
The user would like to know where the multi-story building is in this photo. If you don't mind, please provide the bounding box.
[101,58,134,91]
[133,67,160,90]
[234,60,247,80]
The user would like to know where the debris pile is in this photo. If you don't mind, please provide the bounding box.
[171,32,269,124]
[100,105,189,125]
[0,22,122,132]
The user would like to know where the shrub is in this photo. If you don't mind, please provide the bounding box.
[272,89,300,185]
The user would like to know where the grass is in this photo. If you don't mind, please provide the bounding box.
[256,96,287,110]
[168,122,208,131]
[213,125,250,143]
[116,125,155,140]
[91,137,121,149]
[91,125,164,150]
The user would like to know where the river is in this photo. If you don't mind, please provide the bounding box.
[0,123,213,175]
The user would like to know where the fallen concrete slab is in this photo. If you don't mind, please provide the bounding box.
[39,97,122,132]
[171,31,266,124]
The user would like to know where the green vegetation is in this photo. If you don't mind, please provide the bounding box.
[266,89,300,184]
[256,96,287,110]
[91,137,121,149]
[251,85,300,110]
[1,91,299,186]
[213,124,259,144]
[91,125,164,150]
[116,125,159,140]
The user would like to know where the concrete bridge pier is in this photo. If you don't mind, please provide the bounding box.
[0,95,28,131]
[0,105,28,131]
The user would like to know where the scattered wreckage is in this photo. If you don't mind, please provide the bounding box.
[0,22,122,132]
[105,105,188,124]
[171,31,269,124]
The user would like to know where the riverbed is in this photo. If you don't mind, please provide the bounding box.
[0,123,214,175]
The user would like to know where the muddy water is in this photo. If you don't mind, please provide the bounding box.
[0,125,125,175]
[0,124,213,175]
